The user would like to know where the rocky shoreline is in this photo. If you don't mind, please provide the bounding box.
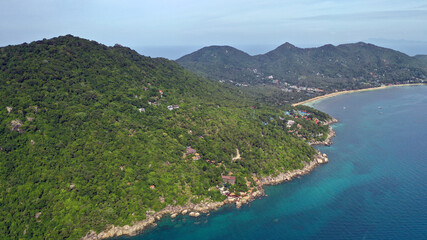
[309,118,338,146]
[82,121,337,240]
[82,190,266,240]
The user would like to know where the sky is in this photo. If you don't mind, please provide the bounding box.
[1,0,427,59]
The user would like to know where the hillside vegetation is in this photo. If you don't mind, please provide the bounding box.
[177,42,427,92]
[0,35,331,239]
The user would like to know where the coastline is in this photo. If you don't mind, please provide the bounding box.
[309,118,338,146]
[82,123,337,240]
[292,83,425,107]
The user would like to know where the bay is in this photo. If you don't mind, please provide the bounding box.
[119,85,427,240]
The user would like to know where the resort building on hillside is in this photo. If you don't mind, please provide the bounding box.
[186,147,197,154]
[167,105,180,111]
[192,153,201,160]
[222,175,236,185]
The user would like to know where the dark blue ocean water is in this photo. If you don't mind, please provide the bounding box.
[120,85,427,240]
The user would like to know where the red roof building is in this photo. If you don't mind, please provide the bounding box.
[186,147,197,154]
[222,175,236,185]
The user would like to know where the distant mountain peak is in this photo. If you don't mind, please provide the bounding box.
[320,44,335,48]
[262,42,302,58]
[176,45,253,64]
[276,42,298,50]
[338,42,373,49]
[356,41,368,45]
[318,44,337,52]
[202,45,241,51]
[282,42,296,48]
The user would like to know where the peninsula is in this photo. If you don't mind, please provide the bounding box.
[0,36,335,239]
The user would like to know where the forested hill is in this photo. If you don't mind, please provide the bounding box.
[0,35,331,239]
[415,54,427,63]
[172,46,257,81]
[177,42,427,90]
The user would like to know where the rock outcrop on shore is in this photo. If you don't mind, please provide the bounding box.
[81,189,266,240]
[309,118,338,146]
[189,212,200,217]
[82,201,227,239]
[82,121,337,240]
[259,152,328,186]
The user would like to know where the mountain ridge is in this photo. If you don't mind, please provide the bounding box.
[177,42,427,90]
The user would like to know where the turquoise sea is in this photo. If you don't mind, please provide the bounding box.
[119,85,427,240]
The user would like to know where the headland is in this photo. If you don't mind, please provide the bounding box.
[82,132,335,240]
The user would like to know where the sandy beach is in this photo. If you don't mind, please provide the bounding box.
[292,83,425,107]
